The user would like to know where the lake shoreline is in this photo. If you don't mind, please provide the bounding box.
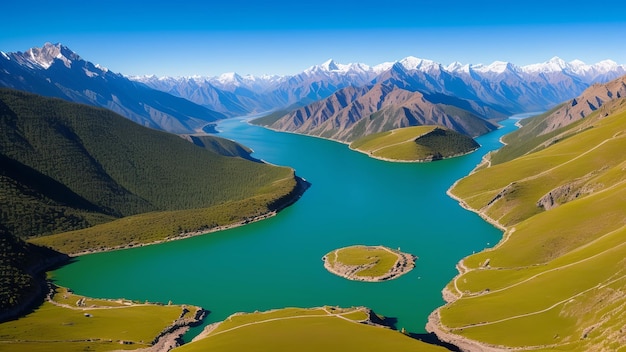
[426,120,523,351]
[425,184,515,352]
[68,175,310,257]
[253,119,482,163]
[52,115,520,347]
[349,145,480,163]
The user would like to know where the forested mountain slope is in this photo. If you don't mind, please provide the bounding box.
[0,43,225,133]
[0,89,303,254]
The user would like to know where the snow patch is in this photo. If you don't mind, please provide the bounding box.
[95,64,108,72]
[446,61,471,73]
[83,67,99,77]
[399,56,439,72]
[474,61,514,74]
[373,61,394,73]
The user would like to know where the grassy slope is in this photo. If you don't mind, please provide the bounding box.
[350,125,479,162]
[329,246,398,278]
[0,89,299,253]
[0,286,201,351]
[437,100,626,350]
[175,307,448,352]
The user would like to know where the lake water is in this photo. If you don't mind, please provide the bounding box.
[53,114,532,337]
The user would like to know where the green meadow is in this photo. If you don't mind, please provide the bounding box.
[0,286,200,352]
[350,125,479,161]
[438,101,626,350]
[327,246,399,278]
[175,307,449,352]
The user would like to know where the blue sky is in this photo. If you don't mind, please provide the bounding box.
[2,0,625,77]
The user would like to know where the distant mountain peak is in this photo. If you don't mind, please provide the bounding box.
[303,59,375,77]
[321,59,339,71]
[522,56,568,73]
[399,56,439,72]
[446,61,470,73]
[24,42,77,69]
[474,60,517,74]
[547,56,568,70]
[595,59,619,70]
[217,72,242,82]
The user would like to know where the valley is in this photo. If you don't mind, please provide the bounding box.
[1,41,625,351]
[48,114,520,349]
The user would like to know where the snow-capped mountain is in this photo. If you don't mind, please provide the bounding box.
[251,56,626,143]
[135,55,625,119]
[4,42,625,138]
[11,42,79,70]
[520,56,626,80]
[0,43,225,133]
[134,58,386,115]
[372,56,626,113]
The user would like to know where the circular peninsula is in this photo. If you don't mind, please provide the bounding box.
[322,245,417,282]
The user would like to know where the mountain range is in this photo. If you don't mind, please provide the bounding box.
[135,55,625,116]
[255,83,499,142]
[133,53,626,142]
[2,43,626,141]
[0,43,225,133]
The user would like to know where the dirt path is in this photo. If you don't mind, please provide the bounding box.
[367,129,428,154]
[461,132,624,205]
[201,307,369,339]
[451,273,626,330]
[435,132,626,349]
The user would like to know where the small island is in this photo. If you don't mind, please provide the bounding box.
[322,245,417,282]
[349,125,480,162]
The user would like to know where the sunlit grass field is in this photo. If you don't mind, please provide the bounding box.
[325,245,399,278]
[438,105,626,350]
[350,125,478,161]
[175,307,449,352]
[0,286,198,352]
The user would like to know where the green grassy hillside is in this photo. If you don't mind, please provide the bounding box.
[175,307,449,352]
[0,285,203,351]
[350,125,479,162]
[432,95,626,350]
[186,134,255,160]
[0,89,301,254]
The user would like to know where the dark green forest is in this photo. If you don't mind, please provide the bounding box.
[0,88,297,241]
[415,127,479,158]
[0,88,302,315]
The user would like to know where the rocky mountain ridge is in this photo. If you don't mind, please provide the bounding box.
[0,43,225,133]
[264,83,498,142]
[135,55,626,117]
[539,75,626,134]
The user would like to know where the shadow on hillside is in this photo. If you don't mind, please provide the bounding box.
[409,332,461,351]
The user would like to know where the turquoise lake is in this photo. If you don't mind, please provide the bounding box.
[53,114,533,337]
